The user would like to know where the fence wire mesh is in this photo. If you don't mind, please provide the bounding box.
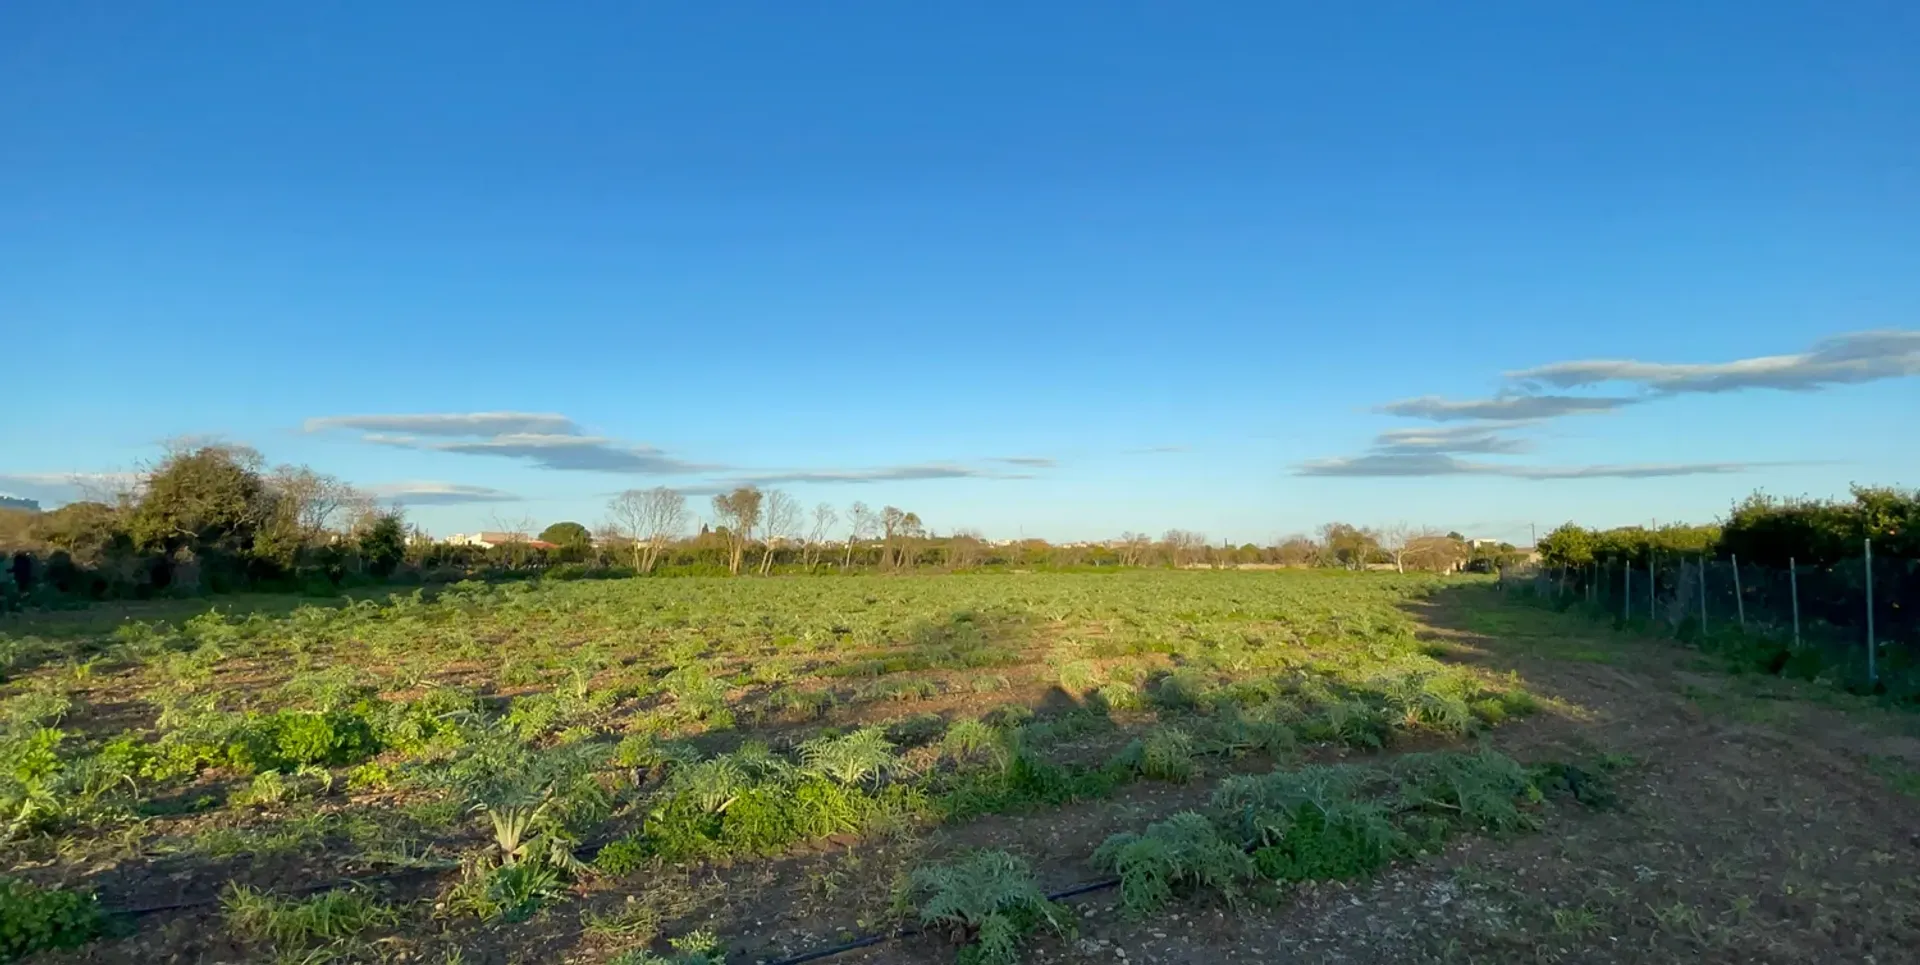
[1502,544,1916,694]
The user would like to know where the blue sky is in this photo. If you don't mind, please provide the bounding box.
[3,2,1916,544]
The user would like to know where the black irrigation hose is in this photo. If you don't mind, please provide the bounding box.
[108,863,455,917]
[757,875,1123,965]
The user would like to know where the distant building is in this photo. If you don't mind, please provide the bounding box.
[446,531,558,550]
[0,494,40,513]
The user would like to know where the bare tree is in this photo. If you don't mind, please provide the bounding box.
[486,511,540,568]
[1162,529,1206,567]
[759,490,800,575]
[1403,531,1468,573]
[844,501,876,570]
[948,528,985,569]
[710,487,764,575]
[1116,531,1153,567]
[1378,522,1416,574]
[608,487,688,573]
[897,511,925,570]
[268,465,359,541]
[805,502,838,570]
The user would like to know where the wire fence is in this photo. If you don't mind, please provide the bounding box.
[1500,540,1918,696]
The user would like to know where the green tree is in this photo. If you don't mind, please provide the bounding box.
[359,511,407,578]
[538,521,591,548]
[1535,523,1595,567]
[128,445,276,577]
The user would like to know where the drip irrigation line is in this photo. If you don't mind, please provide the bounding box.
[108,864,454,917]
[757,875,1123,965]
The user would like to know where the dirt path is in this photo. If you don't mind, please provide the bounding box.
[826,587,1920,965]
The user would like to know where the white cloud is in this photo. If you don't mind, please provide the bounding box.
[1510,329,1920,395]
[307,412,713,474]
[1295,453,1771,479]
[362,432,717,474]
[364,481,522,505]
[1372,425,1533,455]
[303,412,579,436]
[1377,394,1638,422]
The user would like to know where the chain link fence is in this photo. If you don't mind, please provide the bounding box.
[1501,543,1917,697]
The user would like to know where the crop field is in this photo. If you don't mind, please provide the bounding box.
[3,570,1919,965]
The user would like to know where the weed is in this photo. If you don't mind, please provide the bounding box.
[582,900,658,942]
[221,884,398,945]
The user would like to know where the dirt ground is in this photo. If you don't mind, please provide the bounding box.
[45,586,1920,965]
[786,587,1920,965]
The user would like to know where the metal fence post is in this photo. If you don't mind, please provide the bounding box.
[1731,553,1746,631]
[1648,556,1656,627]
[1698,554,1708,634]
[1623,561,1632,623]
[1866,538,1876,687]
[1788,556,1800,649]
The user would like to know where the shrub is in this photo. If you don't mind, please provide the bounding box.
[593,834,650,876]
[0,877,104,959]
[1111,727,1196,783]
[909,851,1069,965]
[1092,812,1256,917]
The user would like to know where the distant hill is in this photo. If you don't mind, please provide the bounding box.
[0,495,42,513]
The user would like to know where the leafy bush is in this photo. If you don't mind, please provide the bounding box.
[909,851,1069,965]
[1092,812,1256,917]
[798,727,898,786]
[0,877,104,959]
[593,834,650,876]
[1110,727,1196,783]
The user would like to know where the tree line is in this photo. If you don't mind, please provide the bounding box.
[1535,485,1918,570]
[2,444,407,601]
[1,444,1529,607]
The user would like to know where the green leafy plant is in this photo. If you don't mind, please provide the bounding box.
[909,851,1069,965]
[1092,812,1257,917]
[798,727,899,786]
[1111,727,1196,783]
[0,877,104,959]
[221,883,398,945]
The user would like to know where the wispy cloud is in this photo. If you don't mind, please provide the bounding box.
[307,411,713,475]
[992,456,1058,468]
[1371,425,1533,455]
[1510,330,1920,395]
[362,433,716,474]
[1126,445,1189,454]
[719,463,1028,487]
[1377,394,1638,422]
[365,481,522,505]
[0,472,138,506]
[304,412,580,437]
[1295,453,1771,479]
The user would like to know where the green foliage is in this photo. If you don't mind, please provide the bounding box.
[445,858,565,923]
[0,877,104,959]
[798,727,898,786]
[1111,727,1196,783]
[909,851,1069,965]
[539,522,593,549]
[221,883,397,945]
[593,834,650,876]
[359,512,408,578]
[1722,485,1920,566]
[1092,812,1257,917]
